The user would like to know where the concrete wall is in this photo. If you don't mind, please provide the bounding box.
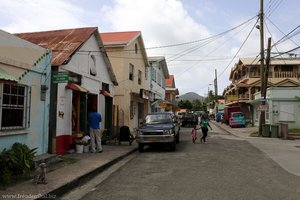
[253,87,300,129]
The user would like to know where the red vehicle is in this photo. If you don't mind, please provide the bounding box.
[223,106,241,125]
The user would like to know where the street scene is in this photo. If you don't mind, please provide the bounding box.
[1,0,300,199]
[62,124,300,200]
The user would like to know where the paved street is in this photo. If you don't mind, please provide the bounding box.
[65,124,300,200]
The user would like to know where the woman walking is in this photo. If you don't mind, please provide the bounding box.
[199,114,212,143]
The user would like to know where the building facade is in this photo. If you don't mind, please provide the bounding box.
[16,27,118,154]
[165,75,179,113]
[148,56,169,112]
[0,29,51,155]
[223,57,300,126]
[100,31,150,130]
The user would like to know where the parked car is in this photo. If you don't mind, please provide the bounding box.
[181,113,198,127]
[135,112,180,152]
[229,112,246,128]
[215,112,224,122]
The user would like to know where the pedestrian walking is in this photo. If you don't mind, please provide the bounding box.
[199,114,212,143]
[88,107,103,153]
[191,125,199,143]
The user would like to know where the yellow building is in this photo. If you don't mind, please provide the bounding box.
[100,31,150,131]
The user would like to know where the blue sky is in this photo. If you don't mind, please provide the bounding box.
[1,0,299,96]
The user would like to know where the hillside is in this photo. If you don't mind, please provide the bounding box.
[177,92,204,102]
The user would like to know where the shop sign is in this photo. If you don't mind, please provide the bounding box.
[227,95,238,102]
[257,105,268,111]
[52,73,69,83]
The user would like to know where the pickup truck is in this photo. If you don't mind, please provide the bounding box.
[135,112,180,152]
[181,113,198,127]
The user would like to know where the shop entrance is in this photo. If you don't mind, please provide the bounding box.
[72,91,87,134]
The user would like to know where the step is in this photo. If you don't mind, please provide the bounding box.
[33,153,61,169]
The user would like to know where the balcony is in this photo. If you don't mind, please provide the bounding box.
[238,94,249,100]
[274,71,298,78]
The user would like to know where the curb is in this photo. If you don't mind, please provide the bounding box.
[211,121,236,136]
[37,147,138,199]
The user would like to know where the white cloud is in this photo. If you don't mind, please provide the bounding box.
[0,0,85,33]
[101,0,220,95]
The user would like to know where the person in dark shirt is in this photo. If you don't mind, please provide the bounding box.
[199,114,212,143]
[88,107,103,153]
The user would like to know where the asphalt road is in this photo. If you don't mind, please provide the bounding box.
[62,124,300,200]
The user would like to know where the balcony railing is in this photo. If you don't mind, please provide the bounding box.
[274,71,298,78]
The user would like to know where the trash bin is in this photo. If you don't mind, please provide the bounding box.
[262,124,270,137]
[279,123,288,140]
[270,124,279,138]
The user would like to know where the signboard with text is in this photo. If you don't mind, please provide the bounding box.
[52,73,69,83]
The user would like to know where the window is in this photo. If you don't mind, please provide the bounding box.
[157,73,161,86]
[281,65,293,72]
[129,63,134,81]
[138,70,142,85]
[152,68,156,82]
[90,55,97,76]
[135,43,138,54]
[145,66,149,80]
[0,83,30,130]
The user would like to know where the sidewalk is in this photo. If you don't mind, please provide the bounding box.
[0,142,138,200]
[211,121,300,177]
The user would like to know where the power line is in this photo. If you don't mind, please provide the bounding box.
[272,25,300,47]
[265,16,300,48]
[218,17,260,79]
[100,15,258,53]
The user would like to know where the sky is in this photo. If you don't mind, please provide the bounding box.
[1,0,300,97]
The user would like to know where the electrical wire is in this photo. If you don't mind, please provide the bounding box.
[217,17,260,79]
[266,16,299,47]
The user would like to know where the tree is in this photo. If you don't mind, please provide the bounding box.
[192,99,202,111]
[178,100,192,111]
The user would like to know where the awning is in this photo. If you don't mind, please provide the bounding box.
[101,90,113,97]
[0,68,18,82]
[66,83,88,93]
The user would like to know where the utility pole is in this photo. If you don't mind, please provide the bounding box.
[214,69,218,97]
[258,0,265,136]
[214,69,218,113]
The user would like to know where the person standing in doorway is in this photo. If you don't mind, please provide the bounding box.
[89,107,103,153]
[199,114,212,143]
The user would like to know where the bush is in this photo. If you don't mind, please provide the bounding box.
[0,143,37,188]
[0,149,13,187]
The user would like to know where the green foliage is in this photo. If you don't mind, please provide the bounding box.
[0,149,13,187]
[10,143,37,176]
[178,99,206,112]
[192,99,202,111]
[0,143,37,188]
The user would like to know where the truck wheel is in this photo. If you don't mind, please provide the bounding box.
[176,133,180,143]
[138,143,144,152]
[170,140,176,151]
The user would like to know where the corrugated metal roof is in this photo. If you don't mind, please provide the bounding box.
[15,27,97,66]
[0,68,18,82]
[240,57,300,65]
[100,31,141,46]
[165,75,174,87]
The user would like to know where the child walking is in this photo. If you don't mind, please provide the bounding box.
[191,125,198,143]
[199,114,212,143]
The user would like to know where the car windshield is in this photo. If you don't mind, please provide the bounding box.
[233,113,243,117]
[145,114,172,124]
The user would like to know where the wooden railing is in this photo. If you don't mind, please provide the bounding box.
[274,71,298,78]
